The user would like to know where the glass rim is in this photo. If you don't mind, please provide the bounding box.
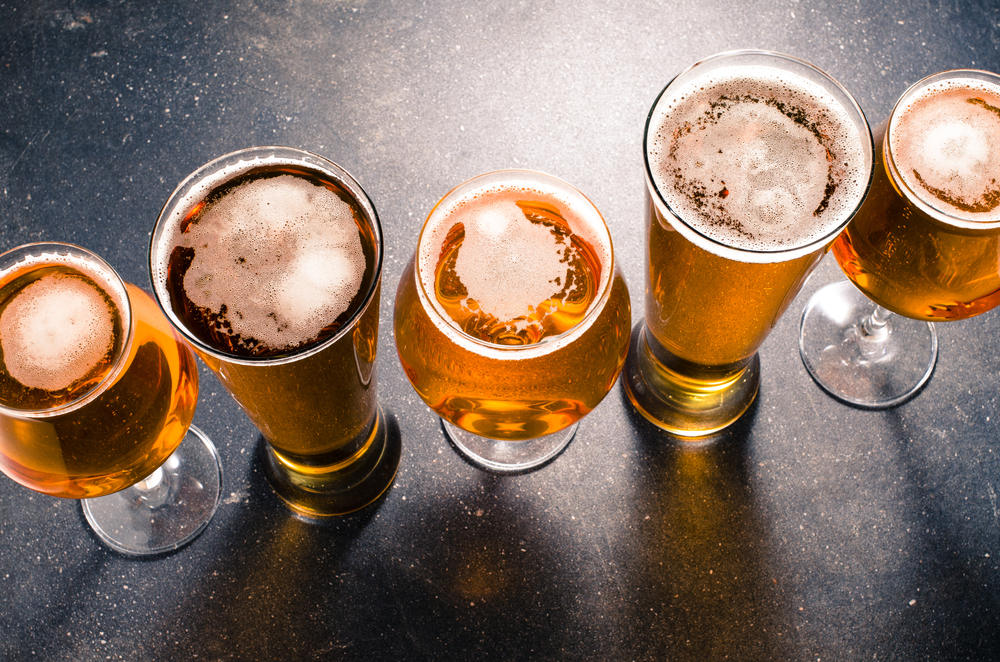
[643,48,875,263]
[148,145,384,367]
[884,68,1000,231]
[0,242,135,418]
[414,168,617,354]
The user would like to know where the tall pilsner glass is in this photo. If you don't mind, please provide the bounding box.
[394,170,631,473]
[150,147,399,517]
[0,242,221,555]
[799,69,1000,407]
[623,50,874,437]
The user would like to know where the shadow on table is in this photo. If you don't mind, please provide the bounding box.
[618,389,796,661]
[138,408,575,660]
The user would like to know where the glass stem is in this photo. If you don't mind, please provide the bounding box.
[129,465,172,508]
[857,305,893,359]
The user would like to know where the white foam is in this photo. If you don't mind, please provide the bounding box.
[176,174,366,349]
[0,273,115,392]
[891,78,1000,221]
[647,64,867,251]
[418,178,612,332]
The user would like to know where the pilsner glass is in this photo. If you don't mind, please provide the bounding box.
[799,69,1000,407]
[394,170,631,473]
[150,146,399,516]
[0,242,221,555]
[623,50,874,437]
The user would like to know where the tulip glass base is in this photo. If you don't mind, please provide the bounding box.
[799,280,938,409]
[442,419,577,474]
[82,425,222,556]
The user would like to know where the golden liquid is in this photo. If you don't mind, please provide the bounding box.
[0,264,198,499]
[833,123,1000,321]
[395,258,630,441]
[644,190,823,371]
[159,164,383,469]
[194,283,381,469]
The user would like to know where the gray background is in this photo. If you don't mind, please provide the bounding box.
[2,1,999,660]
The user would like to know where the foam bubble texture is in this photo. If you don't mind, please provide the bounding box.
[891,80,1000,221]
[0,273,114,391]
[178,174,365,349]
[647,64,867,251]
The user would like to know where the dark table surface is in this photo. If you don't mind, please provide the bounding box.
[3,1,1000,660]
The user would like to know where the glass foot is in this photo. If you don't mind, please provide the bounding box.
[442,419,577,474]
[82,425,222,555]
[799,280,938,408]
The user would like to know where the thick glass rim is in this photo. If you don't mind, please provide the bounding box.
[148,146,384,367]
[643,49,875,264]
[0,242,135,418]
[884,68,1000,232]
[414,168,617,355]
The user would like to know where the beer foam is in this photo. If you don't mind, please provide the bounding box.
[891,78,1000,221]
[0,273,115,392]
[647,64,867,251]
[176,174,365,350]
[419,178,612,335]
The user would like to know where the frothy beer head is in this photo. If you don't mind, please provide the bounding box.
[154,159,378,358]
[418,172,612,346]
[890,75,1000,222]
[646,63,868,253]
[0,250,126,410]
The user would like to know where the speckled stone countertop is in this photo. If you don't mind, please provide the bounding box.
[2,1,1000,660]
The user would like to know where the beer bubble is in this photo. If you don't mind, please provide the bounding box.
[0,273,114,391]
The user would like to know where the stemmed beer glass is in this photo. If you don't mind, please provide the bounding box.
[799,69,1000,407]
[394,170,631,473]
[0,242,221,555]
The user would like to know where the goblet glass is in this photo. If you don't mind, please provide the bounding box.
[394,170,631,473]
[799,69,1000,407]
[0,242,221,555]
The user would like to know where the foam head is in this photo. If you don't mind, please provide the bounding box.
[0,271,116,392]
[171,172,367,352]
[890,76,1000,221]
[646,63,868,253]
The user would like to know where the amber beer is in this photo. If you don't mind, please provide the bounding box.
[0,243,198,498]
[623,51,873,436]
[394,170,631,467]
[833,70,1000,321]
[150,147,396,516]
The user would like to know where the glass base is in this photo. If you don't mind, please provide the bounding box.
[442,419,577,474]
[82,425,222,556]
[799,280,938,408]
[263,406,401,517]
[622,323,760,438]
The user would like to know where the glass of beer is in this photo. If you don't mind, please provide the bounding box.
[0,242,221,555]
[150,146,399,517]
[394,169,631,473]
[799,69,1000,407]
[623,50,874,437]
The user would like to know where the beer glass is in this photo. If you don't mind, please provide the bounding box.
[623,50,874,437]
[150,146,399,516]
[0,242,221,555]
[394,170,631,473]
[799,69,1000,407]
